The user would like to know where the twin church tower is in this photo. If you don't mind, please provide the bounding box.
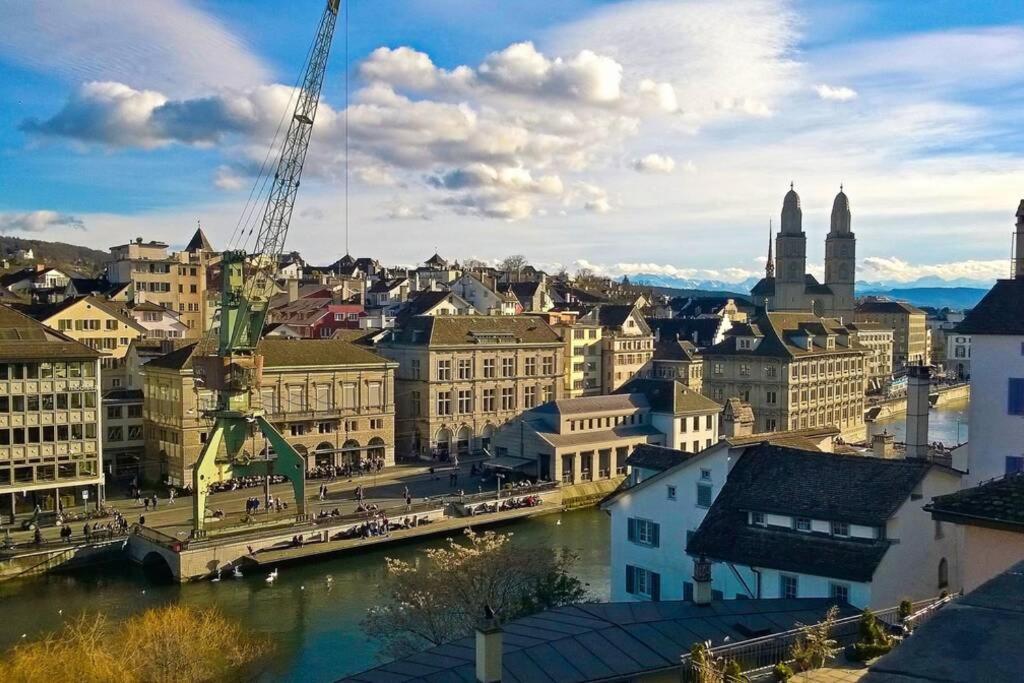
[750,184,856,320]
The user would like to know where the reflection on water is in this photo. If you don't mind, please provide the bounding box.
[0,508,610,682]
[867,399,969,447]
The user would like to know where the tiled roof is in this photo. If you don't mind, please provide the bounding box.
[391,315,562,346]
[856,299,926,316]
[339,599,857,683]
[653,338,700,362]
[648,317,722,348]
[184,227,214,252]
[615,378,721,415]
[21,295,145,333]
[532,423,662,448]
[626,443,695,472]
[534,393,649,416]
[703,312,860,360]
[956,279,1024,335]
[687,445,937,582]
[926,473,1024,531]
[594,304,649,333]
[0,305,101,360]
[145,338,392,371]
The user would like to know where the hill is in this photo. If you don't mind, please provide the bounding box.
[855,286,988,310]
[0,236,109,275]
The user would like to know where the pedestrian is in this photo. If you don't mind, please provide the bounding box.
[34,527,43,545]
[144,498,150,512]
[403,485,409,500]
[139,515,146,526]
[405,494,412,512]
[168,489,175,505]
[151,495,158,510]
[83,523,90,541]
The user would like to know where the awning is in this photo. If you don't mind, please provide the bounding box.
[481,456,535,472]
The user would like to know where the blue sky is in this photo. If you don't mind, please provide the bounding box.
[2,0,1023,285]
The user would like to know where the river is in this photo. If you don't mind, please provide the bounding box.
[0,508,610,681]
[867,398,969,447]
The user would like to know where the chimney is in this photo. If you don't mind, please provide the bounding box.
[693,555,713,606]
[905,364,931,460]
[475,612,502,683]
[872,431,896,459]
[287,278,300,303]
[1015,199,1024,279]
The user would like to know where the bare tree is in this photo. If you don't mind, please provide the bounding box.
[498,254,529,273]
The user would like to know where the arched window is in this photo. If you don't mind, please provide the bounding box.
[938,558,949,589]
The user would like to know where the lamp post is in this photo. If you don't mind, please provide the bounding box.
[496,473,505,502]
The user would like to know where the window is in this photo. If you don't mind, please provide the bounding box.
[692,415,700,431]
[457,358,472,380]
[501,357,515,377]
[107,406,123,420]
[713,363,723,375]
[500,387,515,411]
[667,485,677,500]
[106,426,123,442]
[766,390,777,405]
[541,385,553,404]
[705,414,712,429]
[831,521,850,537]
[289,424,306,436]
[342,383,357,408]
[1007,378,1024,414]
[411,391,421,417]
[457,389,472,414]
[696,483,712,508]
[483,358,496,378]
[780,574,798,599]
[367,382,383,407]
[627,517,660,547]
[739,363,750,376]
[482,388,496,412]
[700,468,711,481]
[410,359,421,379]
[625,565,660,600]
[369,418,384,430]
[524,385,536,409]
[436,391,452,415]
[751,511,766,526]
[680,417,688,433]
[437,359,452,381]
[525,357,536,376]
[829,582,850,604]
[542,356,554,375]
[795,517,811,532]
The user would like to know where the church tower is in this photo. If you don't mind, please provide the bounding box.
[824,186,856,319]
[774,184,808,310]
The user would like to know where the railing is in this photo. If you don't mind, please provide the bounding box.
[680,595,956,681]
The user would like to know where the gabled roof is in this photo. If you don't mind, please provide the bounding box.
[703,312,859,360]
[367,277,407,294]
[926,472,1024,532]
[184,227,214,252]
[687,445,939,582]
[0,305,101,360]
[388,315,562,346]
[340,598,857,683]
[956,279,1024,336]
[615,377,721,415]
[648,317,723,348]
[21,295,145,333]
[653,337,700,362]
[857,299,926,316]
[424,252,448,268]
[626,443,695,472]
[145,338,391,371]
[593,304,647,331]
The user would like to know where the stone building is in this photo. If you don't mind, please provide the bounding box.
[702,312,868,439]
[855,299,929,370]
[650,335,704,392]
[750,185,856,320]
[0,306,103,521]
[844,321,895,391]
[582,303,654,393]
[107,229,218,337]
[141,338,396,486]
[377,315,565,460]
[529,310,603,398]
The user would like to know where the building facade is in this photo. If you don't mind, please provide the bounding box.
[0,306,103,521]
[855,300,929,370]
[378,316,565,460]
[702,312,868,439]
[142,338,396,485]
[586,304,654,393]
[845,321,895,391]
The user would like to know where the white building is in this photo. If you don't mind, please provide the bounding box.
[451,272,518,316]
[617,377,720,452]
[603,441,962,609]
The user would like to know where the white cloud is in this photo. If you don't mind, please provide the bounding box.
[632,153,676,174]
[0,0,269,96]
[859,256,1007,284]
[0,211,86,233]
[814,84,858,101]
[213,166,247,191]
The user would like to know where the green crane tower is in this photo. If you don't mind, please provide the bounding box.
[190,0,341,538]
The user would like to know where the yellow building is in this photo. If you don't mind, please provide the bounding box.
[855,299,929,370]
[587,304,654,393]
[530,311,603,398]
[141,338,397,486]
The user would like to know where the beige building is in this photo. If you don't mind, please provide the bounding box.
[532,310,604,398]
[845,321,895,390]
[107,229,217,337]
[492,394,663,484]
[702,312,868,439]
[855,299,928,370]
[142,338,397,486]
[0,306,103,520]
[584,304,654,393]
[650,336,703,392]
[27,295,146,391]
[378,315,565,459]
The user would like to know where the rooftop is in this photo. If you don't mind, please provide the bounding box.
[856,300,926,316]
[0,305,101,360]
[615,377,721,415]
[145,337,392,371]
[534,393,649,417]
[390,315,562,346]
[956,279,1024,336]
[926,472,1024,532]
[704,312,861,360]
[626,443,695,472]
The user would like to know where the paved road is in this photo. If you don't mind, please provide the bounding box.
[5,459,496,546]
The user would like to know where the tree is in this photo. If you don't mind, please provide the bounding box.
[364,529,588,658]
[0,604,271,683]
[574,267,596,285]
[791,605,840,671]
[498,254,528,273]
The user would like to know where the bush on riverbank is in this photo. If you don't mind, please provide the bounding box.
[0,604,271,683]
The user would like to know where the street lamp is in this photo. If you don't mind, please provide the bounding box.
[496,473,505,501]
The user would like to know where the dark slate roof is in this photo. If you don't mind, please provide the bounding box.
[926,473,1024,531]
[368,277,407,293]
[145,338,391,371]
[184,227,213,252]
[686,445,939,582]
[856,300,926,316]
[648,317,722,348]
[339,599,857,683]
[594,304,645,331]
[671,296,753,317]
[653,337,700,362]
[956,279,1024,335]
[626,443,695,472]
[389,315,562,346]
[398,290,456,319]
[615,377,721,415]
[0,305,101,360]
[750,276,774,296]
[499,281,542,300]
[103,388,144,402]
[703,312,860,360]
[864,560,1024,683]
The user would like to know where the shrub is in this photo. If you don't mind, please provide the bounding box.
[773,662,794,682]
[789,605,839,671]
[846,609,894,662]
[723,659,747,682]
[898,600,913,622]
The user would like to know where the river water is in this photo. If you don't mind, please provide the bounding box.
[867,398,969,447]
[0,508,611,681]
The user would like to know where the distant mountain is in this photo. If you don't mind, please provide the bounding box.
[855,286,989,310]
[0,236,108,275]
[631,273,761,293]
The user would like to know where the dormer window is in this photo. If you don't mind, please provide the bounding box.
[795,517,811,532]
[751,512,766,527]
[831,521,850,537]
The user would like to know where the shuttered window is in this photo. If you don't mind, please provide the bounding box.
[627,517,660,547]
[1009,378,1024,415]
[626,565,660,601]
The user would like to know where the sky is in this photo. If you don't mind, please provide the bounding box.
[2,0,1024,286]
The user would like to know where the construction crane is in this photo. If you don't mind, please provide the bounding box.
[190,0,341,537]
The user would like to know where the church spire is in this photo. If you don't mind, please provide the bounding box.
[766,219,775,278]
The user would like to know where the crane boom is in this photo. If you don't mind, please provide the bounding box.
[189,0,341,537]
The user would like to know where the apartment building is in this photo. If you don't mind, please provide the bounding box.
[702,312,868,439]
[0,306,103,521]
[856,299,929,369]
[617,378,720,453]
[142,338,397,486]
[845,321,895,391]
[378,315,565,459]
[451,272,518,315]
[127,301,189,340]
[102,388,144,481]
[107,229,217,337]
[584,304,654,393]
